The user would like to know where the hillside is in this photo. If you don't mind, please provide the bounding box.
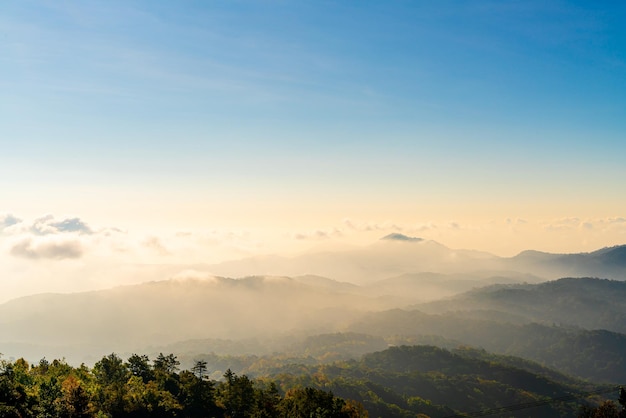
[0,275,386,362]
[3,275,626,384]
[418,277,626,333]
[347,309,626,383]
[265,345,611,418]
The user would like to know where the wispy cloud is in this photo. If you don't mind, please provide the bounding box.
[342,218,404,232]
[10,237,83,260]
[142,236,171,256]
[293,228,343,241]
[541,217,626,233]
[543,217,581,231]
[2,214,105,261]
[506,218,528,225]
[31,215,93,235]
[0,213,22,230]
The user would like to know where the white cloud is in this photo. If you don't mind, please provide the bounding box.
[1,214,116,261]
[0,213,22,230]
[31,215,93,235]
[293,228,343,241]
[9,237,84,260]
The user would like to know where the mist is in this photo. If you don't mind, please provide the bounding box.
[2,234,625,365]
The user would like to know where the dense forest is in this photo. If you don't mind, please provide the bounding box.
[2,346,624,418]
[4,277,626,416]
[0,352,366,418]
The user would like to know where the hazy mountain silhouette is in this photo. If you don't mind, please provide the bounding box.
[506,244,626,279]
[2,238,626,372]
[205,236,502,283]
[0,274,399,363]
[203,239,626,283]
[418,277,626,333]
[380,232,423,242]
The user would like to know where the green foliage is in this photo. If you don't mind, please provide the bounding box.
[0,353,364,418]
[3,343,618,418]
[261,345,616,418]
[349,306,626,383]
[279,387,346,418]
[126,354,153,384]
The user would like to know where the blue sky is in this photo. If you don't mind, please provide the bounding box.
[1,0,626,283]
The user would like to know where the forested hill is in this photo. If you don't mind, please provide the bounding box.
[265,345,613,418]
[1,345,615,418]
[418,277,626,333]
[347,309,626,383]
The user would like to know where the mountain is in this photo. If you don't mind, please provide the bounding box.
[0,270,511,363]
[417,277,626,333]
[3,269,626,373]
[0,275,391,363]
[346,307,626,383]
[204,237,501,283]
[506,245,626,279]
[380,233,424,242]
[363,271,544,304]
[264,345,606,418]
[203,239,626,283]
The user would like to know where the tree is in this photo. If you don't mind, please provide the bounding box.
[253,381,281,418]
[56,375,91,418]
[153,354,179,375]
[0,359,31,418]
[127,354,154,384]
[191,360,208,380]
[217,369,255,418]
[279,387,350,418]
[93,354,128,386]
[178,370,220,418]
[93,353,129,416]
[152,354,181,398]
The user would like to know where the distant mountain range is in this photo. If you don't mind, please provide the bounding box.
[2,238,626,380]
[202,235,626,282]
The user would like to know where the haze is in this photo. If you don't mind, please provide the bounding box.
[2,2,626,300]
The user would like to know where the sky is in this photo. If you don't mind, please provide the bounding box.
[1,1,626,299]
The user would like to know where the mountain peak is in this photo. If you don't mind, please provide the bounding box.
[380,233,423,242]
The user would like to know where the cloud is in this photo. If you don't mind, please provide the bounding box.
[143,236,171,256]
[543,217,581,231]
[540,217,626,235]
[51,217,93,234]
[586,218,626,232]
[341,218,404,232]
[31,215,93,235]
[0,213,22,230]
[294,228,343,241]
[10,237,84,260]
